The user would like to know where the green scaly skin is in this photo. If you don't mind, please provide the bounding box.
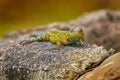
[20,29,84,46]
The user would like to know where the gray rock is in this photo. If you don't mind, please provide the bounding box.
[0,38,114,80]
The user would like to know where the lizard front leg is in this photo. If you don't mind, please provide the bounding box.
[79,38,84,44]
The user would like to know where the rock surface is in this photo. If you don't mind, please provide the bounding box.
[0,39,114,80]
[78,52,120,80]
[0,10,119,80]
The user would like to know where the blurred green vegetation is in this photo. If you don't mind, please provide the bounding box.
[0,0,120,38]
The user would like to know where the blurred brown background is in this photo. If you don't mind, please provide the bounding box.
[0,0,120,37]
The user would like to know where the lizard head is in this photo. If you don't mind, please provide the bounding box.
[68,28,84,43]
[70,27,84,36]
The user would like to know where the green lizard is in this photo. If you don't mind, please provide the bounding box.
[20,29,84,46]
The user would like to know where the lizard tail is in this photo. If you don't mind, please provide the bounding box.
[20,32,46,45]
[20,38,37,45]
